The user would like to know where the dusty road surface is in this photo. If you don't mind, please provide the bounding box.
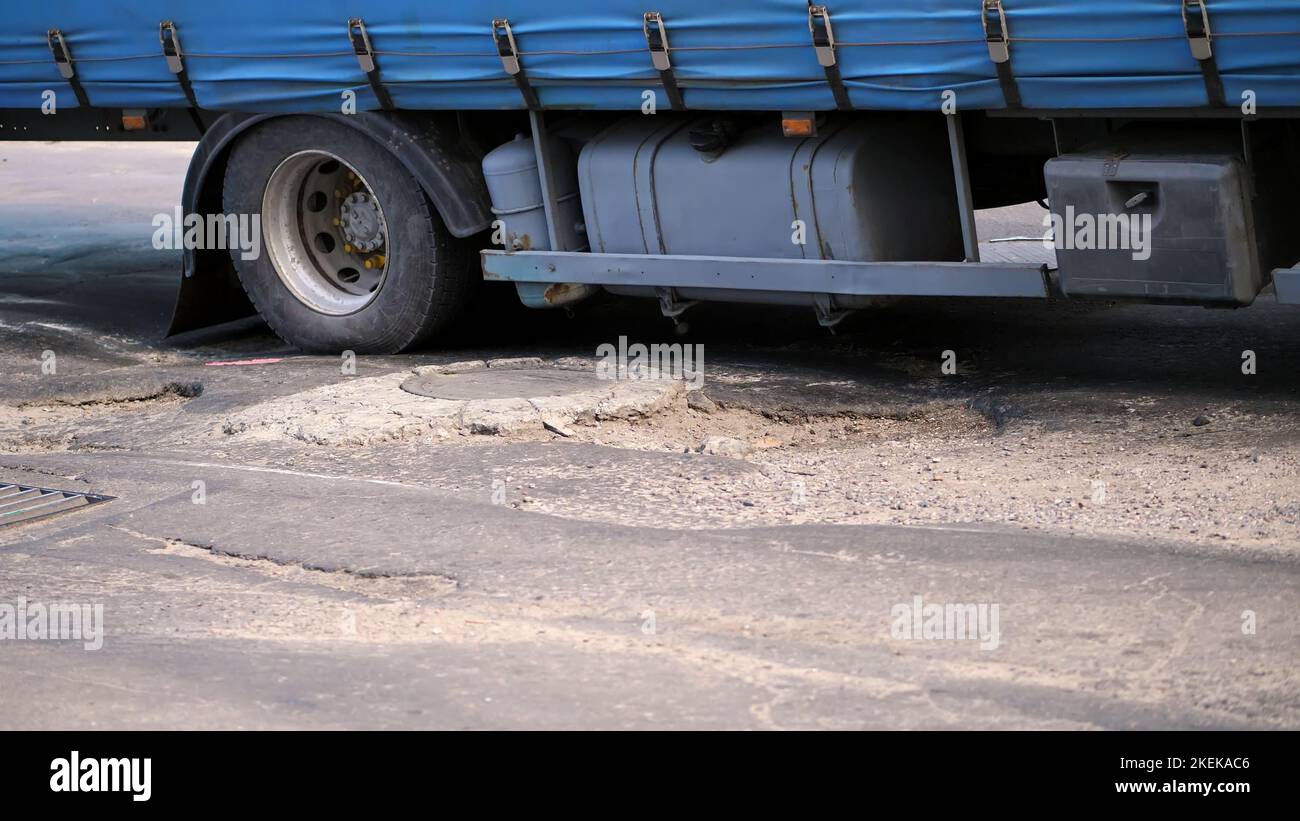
[1,142,1297,729]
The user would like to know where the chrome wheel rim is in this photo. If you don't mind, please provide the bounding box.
[262,150,390,316]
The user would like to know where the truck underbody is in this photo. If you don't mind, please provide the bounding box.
[7,104,1296,352]
[4,2,1299,352]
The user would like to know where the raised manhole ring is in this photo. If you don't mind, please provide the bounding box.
[401,369,606,402]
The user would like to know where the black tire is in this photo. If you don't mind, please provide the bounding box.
[222,116,472,353]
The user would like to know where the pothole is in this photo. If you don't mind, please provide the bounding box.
[7,378,202,410]
[403,369,604,401]
[0,379,203,452]
[217,359,687,445]
[116,526,459,600]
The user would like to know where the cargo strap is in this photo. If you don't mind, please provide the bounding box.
[1183,0,1226,108]
[808,5,853,111]
[46,29,91,109]
[493,19,541,111]
[981,0,1022,109]
[348,18,395,110]
[159,22,199,109]
[644,12,686,111]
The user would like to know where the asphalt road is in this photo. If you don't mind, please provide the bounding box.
[0,142,1297,729]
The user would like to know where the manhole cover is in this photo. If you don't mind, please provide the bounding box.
[402,369,600,401]
[0,484,112,528]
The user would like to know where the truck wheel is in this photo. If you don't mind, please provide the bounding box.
[222,117,472,353]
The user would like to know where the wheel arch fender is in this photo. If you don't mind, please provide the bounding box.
[168,112,493,335]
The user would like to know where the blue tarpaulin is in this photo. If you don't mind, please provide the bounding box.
[2,1,1298,112]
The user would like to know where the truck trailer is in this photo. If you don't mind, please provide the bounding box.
[3,1,1299,352]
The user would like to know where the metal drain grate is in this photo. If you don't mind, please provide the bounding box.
[0,484,112,528]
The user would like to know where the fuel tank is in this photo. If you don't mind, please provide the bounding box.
[577,115,964,265]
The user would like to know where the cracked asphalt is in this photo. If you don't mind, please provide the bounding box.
[0,141,1297,730]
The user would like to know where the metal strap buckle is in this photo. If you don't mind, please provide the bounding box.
[492,18,522,76]
[348,18,377,74]
[159,21,185,74]
[982,0,1011,64]
[1102,152,1129,177]
[644,12,672,72]
[47,29,75,79]
[808,5,837,68]
[1183,0,1213,61]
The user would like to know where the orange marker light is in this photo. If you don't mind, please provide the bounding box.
[781,114,816,138]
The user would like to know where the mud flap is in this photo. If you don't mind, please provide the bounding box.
[167,114,260,336]
[167,253,257,336]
